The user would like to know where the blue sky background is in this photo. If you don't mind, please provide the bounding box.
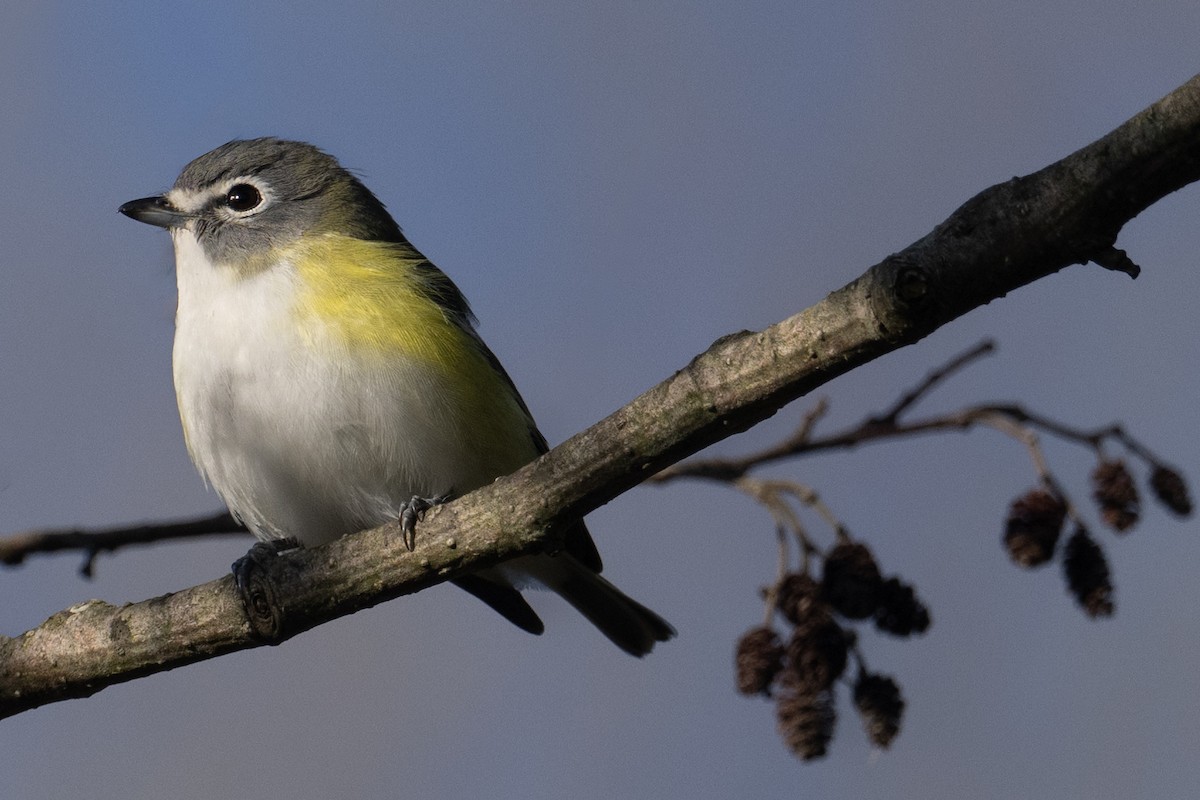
[3,3,1200,798]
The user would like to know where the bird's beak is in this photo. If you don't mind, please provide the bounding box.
[119,195,188,229]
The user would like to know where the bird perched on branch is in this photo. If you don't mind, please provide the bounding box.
[120,138,673,655]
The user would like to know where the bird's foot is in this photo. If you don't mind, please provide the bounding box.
[399,494,451,551]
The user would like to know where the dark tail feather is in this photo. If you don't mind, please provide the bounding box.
[453,574,545,635]
[548,558,676,657]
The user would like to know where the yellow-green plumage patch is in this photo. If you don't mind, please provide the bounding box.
[289,233,539,472]
[290,235,464,357]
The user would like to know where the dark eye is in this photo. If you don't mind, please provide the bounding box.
[225,183,263,212]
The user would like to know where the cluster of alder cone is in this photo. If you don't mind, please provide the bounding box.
[735,459,1191,762]
[1005,459,1192,617]
[735,539,927,760]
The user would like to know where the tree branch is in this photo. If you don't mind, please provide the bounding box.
[4,73,1199,719]
[650,340,1182,486]
[0,513,245,577]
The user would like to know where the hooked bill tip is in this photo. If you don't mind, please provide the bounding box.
[119,195,184,229]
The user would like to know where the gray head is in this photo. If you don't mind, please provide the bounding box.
[120,138,474,320]
[119,138,406,265]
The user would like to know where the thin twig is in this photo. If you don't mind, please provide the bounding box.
[653,351,1178,488]
[0,513,245,575]
[652,340,998,483]
[761,523,790,627]
[875,339,995,424]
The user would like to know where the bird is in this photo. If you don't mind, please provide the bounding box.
[119,137,674,656]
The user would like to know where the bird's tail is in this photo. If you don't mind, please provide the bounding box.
[531,554,676,657]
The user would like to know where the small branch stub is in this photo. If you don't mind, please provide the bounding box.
[1091,246,1141,278]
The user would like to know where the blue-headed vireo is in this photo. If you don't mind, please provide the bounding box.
[119,138,673,656]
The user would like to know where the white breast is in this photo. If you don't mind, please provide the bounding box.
[170,230,478,546]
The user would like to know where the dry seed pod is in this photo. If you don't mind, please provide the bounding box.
[776,572,828,627]
[1150,466,1192,517]
[874,577,932,637]
[1003,489,1066,567]
[786,619,850,691]
[1062,527,1115,618]
[735,626,785,696]
[853,671,905,749]
[1092,460,1140,532]
[775,682,836,761]
[821,542,883,619]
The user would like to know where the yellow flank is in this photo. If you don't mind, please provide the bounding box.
[290,234,461,358]
[288,233,538,468]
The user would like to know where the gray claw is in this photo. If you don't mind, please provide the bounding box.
[398,494,450,551]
